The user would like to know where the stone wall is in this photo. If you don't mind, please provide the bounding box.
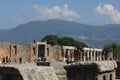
[0,64,58,80]
[0,42,11,62]
[116,61,120,79]
[64,61,117,80]
[49,45,62,61]
[0,42,31,63]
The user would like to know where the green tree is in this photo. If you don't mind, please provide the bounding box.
[58,37,88,49]
[41,35,88,49]
[41,35,58,45]
[103,42,120,60]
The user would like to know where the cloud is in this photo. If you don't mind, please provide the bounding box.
[30,4,80,21]
[95,4,120,23]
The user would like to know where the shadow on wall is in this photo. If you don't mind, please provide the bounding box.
[64,63,99,80]
[116,61,120,79]
[0,67,23,80]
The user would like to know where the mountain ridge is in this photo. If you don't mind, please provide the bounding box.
[0,19,120,47]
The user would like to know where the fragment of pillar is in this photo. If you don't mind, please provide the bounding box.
[99,51,102,61]
[90,51,93,61]
[96,51,99,61]
[63,49,66,62]
[94,51,96,61]
[67,50,70,61]
[71,50,74,61]
[10,44,12,57]
[87,51,89,61]
[83,51,86,61]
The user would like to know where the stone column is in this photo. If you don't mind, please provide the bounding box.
[45,44,47,58]
[63,49,66,62]
[83,51,86,61]
[71,50,74,61]
[10,44,12,57]
[96,51,99,61]
[87,51,89,61]
[67,50,70,61]
[90,51,93,61]
[99,51,102,61]
[94,51,96,61]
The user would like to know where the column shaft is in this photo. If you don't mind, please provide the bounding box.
[87,51,89,61]
[99,52,102,61]
[63,49,66,62]
[84,51,86,61]
[97,51,99,61]
[71,50,74,61]
[90,51,93,61]
[94,51,96,61]
[80,52,83,61]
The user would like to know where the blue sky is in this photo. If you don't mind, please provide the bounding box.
[0,0,120,29]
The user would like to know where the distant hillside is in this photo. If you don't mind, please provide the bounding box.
[0,19,120,47]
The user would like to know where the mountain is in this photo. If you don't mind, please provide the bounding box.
[0,19,120,47]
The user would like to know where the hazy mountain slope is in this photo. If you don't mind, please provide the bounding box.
[0,19,120,47]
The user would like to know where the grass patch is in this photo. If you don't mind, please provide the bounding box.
[57,75,67,80]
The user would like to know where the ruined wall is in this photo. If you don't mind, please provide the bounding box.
[0,42,31,63]
[0,42,64,63]
[0,64,58,80]
[0,42,10,61]
[0,47,9,62]
[49,45,62,61]
[17,45,31,63]
[116,61,120,79]
[25,44,36,62]
[0,42,12,63]
[64,61,117,80]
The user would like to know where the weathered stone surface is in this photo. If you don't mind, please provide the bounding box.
[68,60,117,72]
[0,63,58,80]
[50,60,66,75]
[116,61,120,79]
[64,61,117,80]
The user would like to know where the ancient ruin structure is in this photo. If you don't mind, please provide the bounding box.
[26,41,49,62]
[116,61,120,79]
[64,60,117,80]
[0,41,103,63]
[58,46,77,62]
[0,64,58,80]
[82,47,102,61]
[0,42,31,63]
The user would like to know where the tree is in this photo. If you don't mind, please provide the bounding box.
[41,35,58,45]
[103,42,120,60]
[58,37,88,49]
[41,35,88,49]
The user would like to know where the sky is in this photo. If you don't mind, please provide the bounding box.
[0,0,120,29]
